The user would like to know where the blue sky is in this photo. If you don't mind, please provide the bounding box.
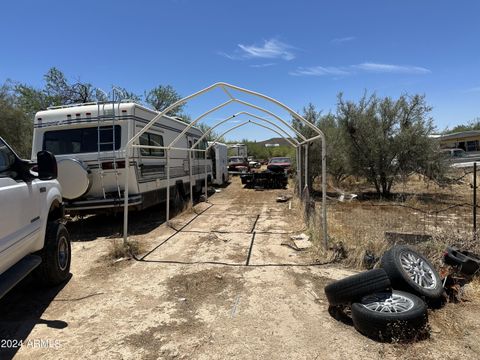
[1,0,479,141]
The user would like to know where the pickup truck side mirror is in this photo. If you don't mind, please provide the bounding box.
[37,151,58,180]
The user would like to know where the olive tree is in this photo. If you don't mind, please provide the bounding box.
[337,93,443,196]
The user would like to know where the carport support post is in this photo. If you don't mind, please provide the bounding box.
[474,162,477,240]
[204,150,208,200]
[189,151,193,207]
[296,146,301,194]
[321,138,328,249]
[304,143,308,192]
[166,149,170,223]
[123,149,130,244]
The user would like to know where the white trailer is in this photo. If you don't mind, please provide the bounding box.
[31,101,212,215]
[208,142,229,186]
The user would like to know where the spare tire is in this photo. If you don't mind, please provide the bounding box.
[57,158,91,200]
[380,245,443,300]
[324,269,391,306]
[352,290,428,342]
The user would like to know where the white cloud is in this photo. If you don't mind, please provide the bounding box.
[290,62,431,77]
[238,39,295,60]
[220,39,295,61]
[353,62,431,74]
[331,36,356,43]
[217,51,242,61]
[250,63,276,68]
[289,66,349,76]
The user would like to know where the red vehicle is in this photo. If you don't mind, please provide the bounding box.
[267,157,292,172]
[228,156,250,173]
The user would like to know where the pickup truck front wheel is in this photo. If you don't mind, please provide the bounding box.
[35,221,71,286]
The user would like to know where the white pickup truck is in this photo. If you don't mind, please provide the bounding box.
[0,137,71,298]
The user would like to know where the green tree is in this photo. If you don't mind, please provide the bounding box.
[337,93,443,196]
[0,82,33,157]
[14,67,98,116]
[293,103,349,186]
[445,118,480,133]
[112,86,141,102]
[43,67,97,104]
[145,85,184,116]
[197,123,225,142]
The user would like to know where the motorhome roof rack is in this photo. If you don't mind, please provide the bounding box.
[46,99,139,110]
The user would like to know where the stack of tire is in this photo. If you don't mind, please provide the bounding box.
[325,245,443,342]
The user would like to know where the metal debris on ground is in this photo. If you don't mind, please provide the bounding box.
[276,195,292,203]
[281,233,312,251]
[291,233,311,250]
[281,239,302,251]
[337,193,358,202]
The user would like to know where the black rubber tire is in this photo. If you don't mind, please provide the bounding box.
[34,221,71,286]
[444,247,480,275]
[324,269,391,306]
[352,290,428,342]
[380,245,443,300]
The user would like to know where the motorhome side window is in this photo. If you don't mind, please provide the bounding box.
[139,133,164,157]
[43,126,121,155]
[196,139,209,159]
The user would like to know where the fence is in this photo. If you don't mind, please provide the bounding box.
[328,202,473,244]
[309,164,480,248]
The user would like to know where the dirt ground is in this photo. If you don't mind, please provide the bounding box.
[1,178,480,360]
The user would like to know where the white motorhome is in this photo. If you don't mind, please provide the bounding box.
[31,102,212,215]
[208,142,229,186]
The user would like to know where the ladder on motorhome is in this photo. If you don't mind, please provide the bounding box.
[96,91,121,199]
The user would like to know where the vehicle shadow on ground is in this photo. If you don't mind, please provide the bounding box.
[0,275,71,360]
[67,204,173,242]
[68,189,220,242]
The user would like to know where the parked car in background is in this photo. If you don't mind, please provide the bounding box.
[267,157,292,173]
[0,137,71,298]
[441,148,467,159]
[248,160,261,169]
[228,156,250,173]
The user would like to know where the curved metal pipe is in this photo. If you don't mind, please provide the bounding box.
[192,112,300,149]
[124,82,328,250]
[206,120,297,151]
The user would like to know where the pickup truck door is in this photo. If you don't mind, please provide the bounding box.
[0,141,40,273]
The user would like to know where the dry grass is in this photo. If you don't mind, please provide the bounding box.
[107,239,144,260]
[308,172,479,269]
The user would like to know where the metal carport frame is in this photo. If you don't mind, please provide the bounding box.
[123,82,328,249]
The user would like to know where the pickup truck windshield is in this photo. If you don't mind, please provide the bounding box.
[270,158,290,164]
[43,126,121,155]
